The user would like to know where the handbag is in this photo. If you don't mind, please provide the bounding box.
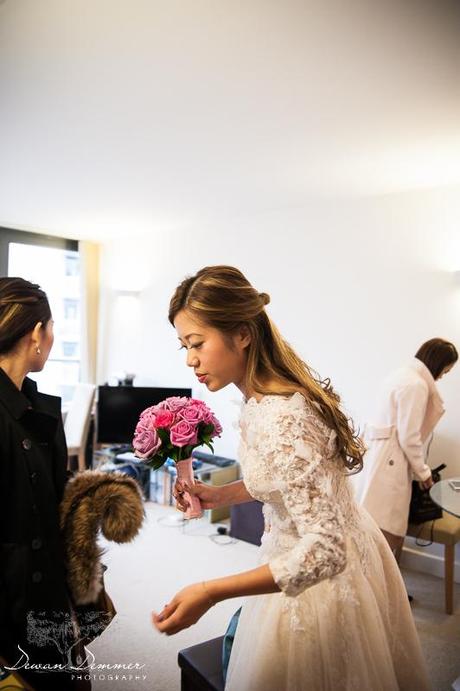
[409,463,446,524]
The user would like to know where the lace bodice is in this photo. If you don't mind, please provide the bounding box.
[239,392,365,597]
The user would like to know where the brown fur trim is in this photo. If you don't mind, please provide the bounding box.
[60,470,145,605]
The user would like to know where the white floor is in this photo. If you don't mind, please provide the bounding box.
[88,501,460,691]
[90,502,256,691]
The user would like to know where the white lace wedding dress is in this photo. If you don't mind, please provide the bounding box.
[225,393,430,691]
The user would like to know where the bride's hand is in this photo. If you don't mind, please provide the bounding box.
[152,583,214,635]
[172,479,223,512]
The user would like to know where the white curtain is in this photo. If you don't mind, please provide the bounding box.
[79,240,100,383]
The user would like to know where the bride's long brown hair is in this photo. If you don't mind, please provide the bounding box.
[169,265,364,473]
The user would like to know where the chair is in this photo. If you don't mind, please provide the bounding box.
[178,636,224,691]
[230,499,264,545]
[64,383,96,472]
[406,512,460,614]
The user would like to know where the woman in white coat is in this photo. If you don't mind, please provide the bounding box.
[362,338,457,558]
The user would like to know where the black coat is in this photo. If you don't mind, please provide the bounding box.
[0,367,74,674]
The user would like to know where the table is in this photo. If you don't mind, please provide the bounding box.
[430,477,460,518]
[430,475,460,680]
[95,451,152,499]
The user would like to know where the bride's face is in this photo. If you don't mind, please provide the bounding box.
[174,310,250,394]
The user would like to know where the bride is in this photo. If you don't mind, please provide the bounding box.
[153,265,430,691]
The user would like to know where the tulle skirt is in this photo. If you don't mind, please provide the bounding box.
[225,511,430,691]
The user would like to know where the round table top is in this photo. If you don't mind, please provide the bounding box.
[430,477,460,518]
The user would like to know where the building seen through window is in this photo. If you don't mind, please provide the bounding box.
[64,298,79,320]
[65,254,79,276]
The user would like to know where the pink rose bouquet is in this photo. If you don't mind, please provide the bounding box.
[132,396,222,518]
[132,396,222,470]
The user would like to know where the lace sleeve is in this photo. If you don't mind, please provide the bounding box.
[267,406,347,597]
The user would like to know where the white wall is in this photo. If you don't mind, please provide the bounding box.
[98,186,460,579]
[99,187,460,468]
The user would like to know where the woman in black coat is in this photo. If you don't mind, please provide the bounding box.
[0,277,88,690]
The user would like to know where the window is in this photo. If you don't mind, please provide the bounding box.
[63,298,79,321]
[0,228,81,403]
[62,341,79,358]
[65,254,79,277]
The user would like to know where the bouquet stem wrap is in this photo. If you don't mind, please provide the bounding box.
[176,457,203,519]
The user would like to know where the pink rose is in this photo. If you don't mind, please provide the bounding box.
[153,401,169,411]
[154,409,175,429]
[189,398,207,406]
[200,407,211,420]
[170,420,198,447]
[202,408,216,425]
[209,415,222,437]
[163,396,189,413]
[133,424,161,459]
[179,401,207,425]
[139,406,157,427]
[189,400,222,436]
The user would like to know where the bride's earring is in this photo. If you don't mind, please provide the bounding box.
[36,346,41,355]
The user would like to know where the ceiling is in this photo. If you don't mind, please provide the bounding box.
[0,0,460,240]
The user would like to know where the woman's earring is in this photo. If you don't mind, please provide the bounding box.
[36,346,41,355]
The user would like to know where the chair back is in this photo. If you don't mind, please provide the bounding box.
[64,383,96,451]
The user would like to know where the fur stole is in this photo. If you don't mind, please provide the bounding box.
[60,470,145,605]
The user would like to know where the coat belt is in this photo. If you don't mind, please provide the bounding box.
[365,424,394,441]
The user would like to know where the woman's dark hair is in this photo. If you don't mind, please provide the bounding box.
[415,338,458,379]
[0,277,51,355]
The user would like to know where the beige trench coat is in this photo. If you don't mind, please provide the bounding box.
[361,358,445,536]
